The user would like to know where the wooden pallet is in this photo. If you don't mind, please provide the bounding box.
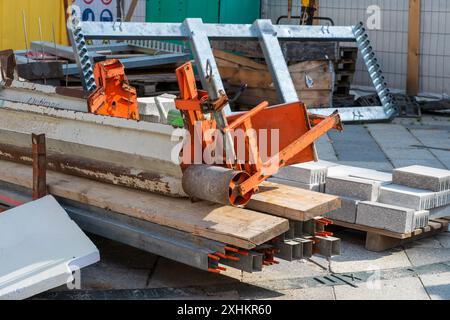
[330,217,450,252]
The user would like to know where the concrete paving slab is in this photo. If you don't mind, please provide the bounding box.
[147,257,239,289]
[330,160,393,172]
[403,236,444,249]
[0,196,99,300]
[405,247,450,267]
[274,161,329,184]
[366,124,447,169]
[419,271,450,300]
[259,286,335,300]
[334,276,430,300]
[409,129,450,170]
[242,259,328,283]
[391,159,447,170]
[435,233,450,248]
[315,134,338,161]
[79,236,158,290]
[328,125,390,164]
[80,259,152,290]
[310,233,412,274]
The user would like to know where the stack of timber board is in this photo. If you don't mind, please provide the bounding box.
[214,49,334,109]
[0,159,340,251]
[271,161,450,252]
[334,46,358,96]
[211,41,338,63]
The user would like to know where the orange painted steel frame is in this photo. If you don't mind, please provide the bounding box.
[175,62,342,205]
[88,59,139,120]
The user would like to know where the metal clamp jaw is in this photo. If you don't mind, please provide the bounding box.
[199,90,229,114]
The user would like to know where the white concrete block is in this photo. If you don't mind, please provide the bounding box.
[0,196,99,300]
[138,94,177,124]
[393,165,450,192]
[378,184,436,210]
[268,177,323,192]
[274,161,331,185]
[430,205,450,219]
[325,175,384,201]
[413,210,430,229]
[435,190,450,208]
[326,197,360,224]
[356,201,415,234]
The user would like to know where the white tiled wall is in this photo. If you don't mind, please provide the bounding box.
[262,0,450,95]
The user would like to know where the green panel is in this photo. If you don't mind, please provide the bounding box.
[219,0,261,24]
[146,0,219,23]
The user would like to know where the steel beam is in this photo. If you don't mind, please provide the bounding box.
[0,180,264,273]
[80,22,356,41]
[253,20,298,103]
[0,80,87,112]
[314,236,341,257]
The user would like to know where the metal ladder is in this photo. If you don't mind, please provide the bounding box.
[70,24,96,92]
[353,22,397,117]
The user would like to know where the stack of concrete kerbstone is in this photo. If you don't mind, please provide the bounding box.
[271,161,450,234]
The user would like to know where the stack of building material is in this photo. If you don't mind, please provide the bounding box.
[272,161,450,235]
[213,49,334,109]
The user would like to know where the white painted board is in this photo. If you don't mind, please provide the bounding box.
[0,196,99,300]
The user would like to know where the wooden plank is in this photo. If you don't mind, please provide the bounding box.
[0,160,289,249]
[218,60,332,91]
[365,232,402,252]
[213,49,267,71]
[211,40,337,62]
[332,219,411,239]
[247,181,341,221]
[125,0,139,22]
[233,86,331,108]
[406,0,421,95]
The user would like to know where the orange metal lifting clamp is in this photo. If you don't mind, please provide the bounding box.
[87,59,139,120]
[175,62,343,207]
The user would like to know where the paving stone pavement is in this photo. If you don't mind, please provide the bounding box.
[51,116,450,300]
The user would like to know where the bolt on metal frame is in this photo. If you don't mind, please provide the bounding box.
[72,19,397,124]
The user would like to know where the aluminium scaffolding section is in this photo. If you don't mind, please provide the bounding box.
[70,19,397,123]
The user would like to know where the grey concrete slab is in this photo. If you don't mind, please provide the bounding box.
[310,233,412,274]
[268,177,322,192]
[328,125,391,168]
[326,176,384,201]
[356,201,415,233]
[409,129,450,170]
[260,286,335,300]
[80,235,158,290]
[378,184,436,210]
[315,134,338,162]
[405,247,450,267]
[435,233,450,248]
[274,161,329,184]
[430,205,450,218]
[334,276,430,300]
[419,272,450,300]
[393,165,450,192]
[326,196,359,224]
[147,257,239,289]
[330,160,393,172]
[366,124,446,169]
[242,259,329,283]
